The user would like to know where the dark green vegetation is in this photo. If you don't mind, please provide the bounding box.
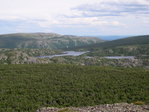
[81,35,149,49]
[86,45,149,57]
[0,33,103,49]
[0,64,149,112]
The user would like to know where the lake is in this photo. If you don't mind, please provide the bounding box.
[104,56,135,59]
[37,51,88,59]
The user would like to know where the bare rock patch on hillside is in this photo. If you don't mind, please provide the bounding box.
[37,103,149,112]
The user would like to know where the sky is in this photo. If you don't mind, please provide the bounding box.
[0,0,149,36]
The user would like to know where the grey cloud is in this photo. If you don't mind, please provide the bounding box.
[72,1,149,17]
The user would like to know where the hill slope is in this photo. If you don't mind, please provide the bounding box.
[87,35,149,49]
[76,35,149,57]
[0,33,103,49]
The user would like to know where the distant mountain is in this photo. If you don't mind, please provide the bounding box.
[96,35,131,40]
[0,33,103,49]
[84,35,131,40]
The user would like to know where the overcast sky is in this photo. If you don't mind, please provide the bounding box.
[0,0,149,35]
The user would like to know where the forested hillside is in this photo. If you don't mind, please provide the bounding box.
[0,64,148,112]
[83,35,149,49]
[75,35,149,58]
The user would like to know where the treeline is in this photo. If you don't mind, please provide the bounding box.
[0,64,149,112]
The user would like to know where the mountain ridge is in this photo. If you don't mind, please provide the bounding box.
[0,33,103,49]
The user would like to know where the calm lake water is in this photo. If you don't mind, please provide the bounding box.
[104,56,135,59]
[37,51,88,59]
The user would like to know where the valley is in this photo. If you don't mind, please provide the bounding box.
[0,35,149,68]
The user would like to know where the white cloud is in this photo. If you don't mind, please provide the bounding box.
[72,0,149,17]
[33,16,125,28]
[0,0,148,35]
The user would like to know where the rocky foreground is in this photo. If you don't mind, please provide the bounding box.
[37,103,149,112]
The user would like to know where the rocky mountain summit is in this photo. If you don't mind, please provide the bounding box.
[37,103,149,112]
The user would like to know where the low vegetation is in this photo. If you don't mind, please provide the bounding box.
[0,64,148,112]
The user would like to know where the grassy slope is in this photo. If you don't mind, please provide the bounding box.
[0,64,148,112]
